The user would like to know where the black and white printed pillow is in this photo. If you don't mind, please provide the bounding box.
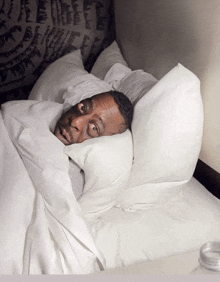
[0,0,114,104]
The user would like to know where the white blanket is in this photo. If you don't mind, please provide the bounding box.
[0,101,105,274]
[2,100,220,274]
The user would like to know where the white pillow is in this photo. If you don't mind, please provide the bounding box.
[64,130,133,220]
[116,64,204,207]
[130,63,203,185]
[63,76,112,109]
[28,49,88,103]
[104,62,132,90]
[116,69,158,105]
[90,41,128,80]
[90,38,157,103]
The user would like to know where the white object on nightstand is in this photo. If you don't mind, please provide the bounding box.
[191,242,220,274]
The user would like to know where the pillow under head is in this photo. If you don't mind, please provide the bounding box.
[64,130,133,220]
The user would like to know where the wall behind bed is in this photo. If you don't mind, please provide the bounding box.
[114,0,220,197]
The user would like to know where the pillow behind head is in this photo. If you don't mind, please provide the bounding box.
[63,76,112,110]
[64,130,133,220]
[90,41,128,80]
[116,64,203,209]
[28,49,88,103]
[104,62,132,90]
[116,69,158,105]
[129,63,203,188]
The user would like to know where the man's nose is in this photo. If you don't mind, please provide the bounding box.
[70,116,90,143]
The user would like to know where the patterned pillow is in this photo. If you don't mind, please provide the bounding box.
[0,0,114,105]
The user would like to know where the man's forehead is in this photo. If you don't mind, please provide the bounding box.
[90,93,126,133]
[91,94,118,116]
[80,94,111,107]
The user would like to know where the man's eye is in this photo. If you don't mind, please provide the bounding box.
[79,103,87,113]
[87,123,100,138]
[91,124,98,132]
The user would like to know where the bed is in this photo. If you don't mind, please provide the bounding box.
[1,0,220,275]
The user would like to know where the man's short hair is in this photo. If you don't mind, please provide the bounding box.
[108,90,133,130]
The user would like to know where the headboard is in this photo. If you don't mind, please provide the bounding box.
[114,0,220,198]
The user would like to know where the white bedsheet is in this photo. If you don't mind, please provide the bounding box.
[0,103,105,274]
[90,177,220,270]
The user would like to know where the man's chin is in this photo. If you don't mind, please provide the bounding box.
[59,135,71,145]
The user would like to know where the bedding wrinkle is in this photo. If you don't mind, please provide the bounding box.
[22,193,67,274]
[0,112,35,274]
[0,101,105,274]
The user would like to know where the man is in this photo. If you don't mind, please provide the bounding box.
[54,90,133,145]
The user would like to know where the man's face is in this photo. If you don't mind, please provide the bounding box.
[54,93,126,145]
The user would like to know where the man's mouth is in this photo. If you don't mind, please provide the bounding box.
[55,125,72,145]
